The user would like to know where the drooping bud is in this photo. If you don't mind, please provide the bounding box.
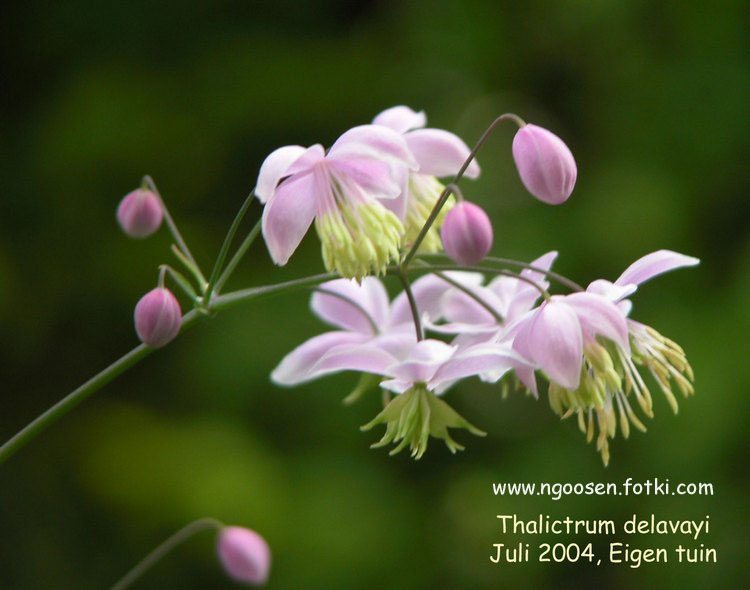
[440,201,493,265]
[217,526,271,586]
[116,189,163,238]
[134,288,181,348]
[512,124,577,205]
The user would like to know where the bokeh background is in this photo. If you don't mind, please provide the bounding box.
[1,1,748,588]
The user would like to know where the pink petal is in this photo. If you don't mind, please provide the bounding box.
[518,301,583,390]
[261,172,316,265]
[372,105,426,133]
[311,278,389,334]
[431,343,524,386]
[405,128,480,179]
[615,249,700,287]
[389,272,478,327]
[271,331,370,385]
[312,343,398,377]
[328,125,418,170]
[255,145,307,203]
[586,279,637,302]
[330,157,403,200]
[283,144,325,176]
[387,339,455,383]
[514,363,539,398]
[562,292,630,352]
[441,286,502,326]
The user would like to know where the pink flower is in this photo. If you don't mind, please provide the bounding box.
[134,288,182,348]
[217,526,271,586]
[373,106,480,252]
[512,292,629,390]
[441,201,493,265]
[256,125,417,278]
[512,124,577,205]
[271,275,453,386]
[116,188,163,238]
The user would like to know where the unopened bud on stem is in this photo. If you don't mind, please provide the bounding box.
[440,201,493,265]
[117,189,164,238]
[217,526,271,586]
[134,288,182,348]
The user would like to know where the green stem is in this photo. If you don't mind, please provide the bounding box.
[213,219,262,295]
[143,175,206,285]
[431,270,504,323]
[0,273,336,465]
[396,269,423,340]
[401,113,525,267]
[420,253,584,292]
[160,265,200,303]
[205,192,257,302]
[111,518,224,590]
[409,263,551,300]
[171,245,208,294]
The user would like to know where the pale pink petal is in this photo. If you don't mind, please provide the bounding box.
[328,125,418,170]
[405,128,480,179]
[562,292,630,352]
[283,144,325,177]
[372,105,426,133]
[586,279,637,302]
[311,343,398,377]
[517,301,583,390]
[379,165,410,219]
[389,272,482,327]
[442,287,503,326]
[311,277,389,334]
[615,250,700,287]
[271,331,370,385]
[330,157,402,200]
[370,332,417,360]
[387,339,456,383]
[255,145,307,203]
[514,364,539,398]
[261,172,317,265]
[431,343,524,386]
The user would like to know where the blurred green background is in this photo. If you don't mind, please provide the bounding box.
[1,1,748,588]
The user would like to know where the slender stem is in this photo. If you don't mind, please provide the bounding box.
[143,175,206,285]
[396,269,423,340]
[0,273,336,464]
[213,219,262,295]
[111,518,224,590]
[410,263,551,300]
[420,253,584,292]
[402,113,525,267]
[431,270,504,323]
[212,273,337,311]
[312,288,380,334]
[205,191,257,302]
[160,265,200,303]
[171,245,208,294]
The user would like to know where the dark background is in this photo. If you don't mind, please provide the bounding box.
[1,1,748,588]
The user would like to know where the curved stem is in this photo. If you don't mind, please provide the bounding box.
[411,263,551,300]
[205,191,257,302]
[213,218,262,295]
[432,270,504,323]
[401,113,525,267]
[0,273,337,465]
[420,253,584,292]
[111,518,224,590]
[143,175,206,285]
[396,269,423,340]
[160,265,200,303]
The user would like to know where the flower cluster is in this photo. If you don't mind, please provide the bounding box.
[255,106,480,279]
[272,250,697,464]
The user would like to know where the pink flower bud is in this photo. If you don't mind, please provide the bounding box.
[134,288,181,348]
[441,201,493,265]
[116,189,163,238]
[512,124,577,205]
[217,526,271,586]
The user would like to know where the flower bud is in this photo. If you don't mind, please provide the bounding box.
[217,526,271,586]
[116,189,163,238]
[440,201,493,265]
[134,288,181,348]
[512,124,577,205]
